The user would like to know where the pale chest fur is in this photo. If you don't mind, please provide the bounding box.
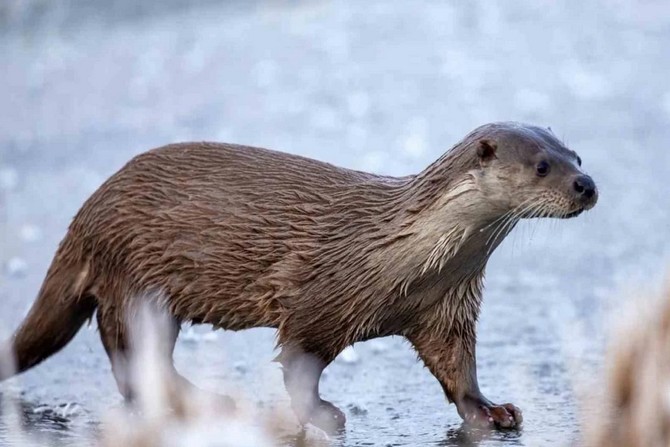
[378,177,512,335]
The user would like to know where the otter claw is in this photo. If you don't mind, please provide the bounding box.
[461,399,522,429]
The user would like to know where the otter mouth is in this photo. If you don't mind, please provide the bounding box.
[562,208,584,219]
[521,207,584,219]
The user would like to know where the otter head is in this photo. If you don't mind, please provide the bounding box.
[474,122,598,220]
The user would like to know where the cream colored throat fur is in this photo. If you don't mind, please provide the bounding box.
[394,175,492,297]
[421,225,469,276]
[419,177,480,273]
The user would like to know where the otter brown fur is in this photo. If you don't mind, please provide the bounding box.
[0,122,597,431]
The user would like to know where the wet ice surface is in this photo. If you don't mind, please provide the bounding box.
[1,0,670,445]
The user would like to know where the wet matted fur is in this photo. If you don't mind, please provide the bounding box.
[1,122,597,431]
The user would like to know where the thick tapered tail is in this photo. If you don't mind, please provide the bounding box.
[0,249,96,380]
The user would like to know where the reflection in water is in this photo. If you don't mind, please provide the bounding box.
[277,419,525,447]
[439,423,523,446]
[278,428,335,447]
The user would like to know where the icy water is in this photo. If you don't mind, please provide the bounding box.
[1,1,670,445]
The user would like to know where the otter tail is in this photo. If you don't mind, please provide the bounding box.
[1,248,96,380]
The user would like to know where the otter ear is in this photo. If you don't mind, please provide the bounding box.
[477,139,497,166]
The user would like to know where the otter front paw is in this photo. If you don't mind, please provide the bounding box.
[459,397,522,429]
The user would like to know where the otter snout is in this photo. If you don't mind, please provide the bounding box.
[572,174,598,209]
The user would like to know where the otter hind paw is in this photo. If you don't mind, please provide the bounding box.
[308,400,346,434]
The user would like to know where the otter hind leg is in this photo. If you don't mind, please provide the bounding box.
[164,320,235,412]
[96,306,133,400]
[278,347,346,433]
[96,306,230,409]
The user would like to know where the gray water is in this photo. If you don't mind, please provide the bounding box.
[1,1,669,445]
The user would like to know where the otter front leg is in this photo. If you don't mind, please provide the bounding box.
[277,347,346,433]
[408,327,522,429]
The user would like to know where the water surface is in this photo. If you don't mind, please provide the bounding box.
[1,1,669,445]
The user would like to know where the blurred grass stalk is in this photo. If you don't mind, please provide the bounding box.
[1,299,291,447]
[0,153,12,440]
[587,276,670,447]
[100,302,277,447]
[1,338,25,446]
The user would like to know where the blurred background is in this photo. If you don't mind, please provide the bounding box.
[1,0,669,445]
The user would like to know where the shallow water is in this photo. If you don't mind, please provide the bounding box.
[1,1,670,445]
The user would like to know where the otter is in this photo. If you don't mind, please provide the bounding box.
[0,122,597,431]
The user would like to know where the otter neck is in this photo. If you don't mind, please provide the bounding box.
[390,182,506,286]
[381,137,511,273]
[299,144,515,341]
[315,173,512,340]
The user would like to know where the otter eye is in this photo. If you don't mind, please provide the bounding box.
[576,156,582,166]
[536,161,550,177]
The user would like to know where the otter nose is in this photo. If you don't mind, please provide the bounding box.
[573,175,596,200]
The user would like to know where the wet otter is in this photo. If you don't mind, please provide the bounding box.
[0,122,597,431]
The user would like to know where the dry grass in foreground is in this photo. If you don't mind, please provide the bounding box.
[4,280,670,446]
[586,276,670,447]
[0,306,309,447]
